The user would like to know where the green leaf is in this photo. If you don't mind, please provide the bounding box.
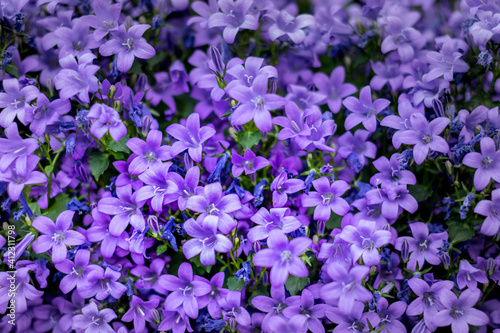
[89,154,109,181]
[157,244,168,256]
[108,135,130,153]
[43,193,71,221]
[44,165,54,174]
[408,185,432,202]
[190,255,212,274]
[4,63,19,78]
[28,203,42,217]
[236,131,262,150]
[285,275,308,296]
[227,276,245,291]
[447,220,475,244]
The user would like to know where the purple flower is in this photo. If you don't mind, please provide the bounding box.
[72,301,117,333]
[0,267,43,314]
[370,153,417,191]
[169,166,201,211]
[99,24,155,72]
[456,260,488,290]
[266,9,315,44]
[136,162,179,212]
[182,217,233,266]
[282,288,331,333]
[251,286,289,331]
[313,66,357,113]
[167,113,216,163]
[231,149,269,177]
[0,122,38,171]
[78,265,127,300]
[462,137,500,191]
[247,207,302,243]
[301,177,350,221]
[406,277,454,329]
[338,220,392,266]
[158,308,193,333]
[0,154,46,201]
[380,94,424,132]
[474,188,500,236]
[122,296,160,332]
[393,113,450,164]
[130,258,168,294]
[98,184,146,236]
[195,272,228,319]
[294,109,337,153]
[228,73,286,132]
[377,298,407,333]
[342,86,390,132]
[226,56,278,87]
[186,182,241,234]
[54,249,90,294]
[271,169,306,208]
[381,16,425,63]
[86,208,128,258]
[208,0,258,44]
[395,222,448,270]
[321,263,373,313]
[54,53,99,104]
[273,101,312,140]
[0,78,39,127]
[87,103,127,142]
[85,0,122,41]
[432,289,489,332]
[26,94,70,136]
[221,291,251,329]
[158,262,210,319]
[457,106,488,143]
[423,38,469,82]
[126,130,172,175]
[31,210,85,263]
[43,19,101,58]
[337,129,377,172]
[253,229,311,286]
[370,58,404,91]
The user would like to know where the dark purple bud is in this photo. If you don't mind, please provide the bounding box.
[317,220,326,235]
[135,73,147,92]
[147,215,161,237]
[75,160,90,184]
[304,169,316,194]
[400,238,410,262]
[151,309,161,324]
[209,46,224,74]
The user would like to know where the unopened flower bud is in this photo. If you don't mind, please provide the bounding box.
[432,98,444,118]
[141,115,152,135]
[45,77,54,95]
[125,16,134,30]
[135,74,147,92]
[147,215,161,237]
[268,77,278,94]
[108,85,117,100]
[252,240,261,253]
[151,308,161,324]
[209,46,224,74]
[441,252,450,269]
[113,100,120,112]
[400,238,410,262]
[380,282,394,294]
[487,257,496,275]
[445,160,453,174]
[75,160,90,184]
[316,220,326,235]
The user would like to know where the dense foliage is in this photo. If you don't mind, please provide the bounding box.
[0,0,500,332]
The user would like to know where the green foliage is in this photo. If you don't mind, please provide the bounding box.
[89,154,109,181]
[285,275,308,296]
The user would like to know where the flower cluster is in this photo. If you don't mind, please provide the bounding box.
[0,0,500,332]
